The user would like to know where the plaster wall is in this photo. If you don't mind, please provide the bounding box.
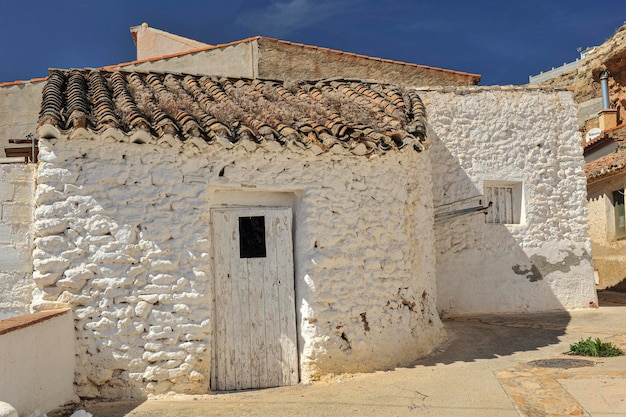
[420,87,597,315]
[0,309,76,415]
[131,24,210,61]
[587,175,626,289]
[125,41,257,78]
[0,164,34,320]
[33,132,443,398]
[0,82,44,144]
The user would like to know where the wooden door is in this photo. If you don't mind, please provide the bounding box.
[211,207,298,391]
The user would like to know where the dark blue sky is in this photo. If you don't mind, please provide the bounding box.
[1,1,625,85]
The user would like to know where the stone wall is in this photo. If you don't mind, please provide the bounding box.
[33,132,443,398]
[257,38,479,87]
[0,163,34,320]
[420,87,597,315]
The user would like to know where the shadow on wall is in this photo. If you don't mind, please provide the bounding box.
[428,122,592,317]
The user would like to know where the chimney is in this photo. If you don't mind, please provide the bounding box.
[598,70,617,130]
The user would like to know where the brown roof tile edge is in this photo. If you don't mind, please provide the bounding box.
[586,165,626,184]
[0,76,48,88]
[415,85,575,93]
[104,36,481,81]
[583,123,626,149]
[0,308,71,336]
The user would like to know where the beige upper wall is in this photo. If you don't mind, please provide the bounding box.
[124,25,479,86]
[257,38,479,86]
[0,82,44,148]
[130,23,211,61]
[123,40,257,78]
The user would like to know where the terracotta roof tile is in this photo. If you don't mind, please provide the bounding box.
[584,124,626,181]
[0,309,70,335]
[585,146,626,180]
[37,69,429,156]
[0,76,48,88]
[583,123,626,149]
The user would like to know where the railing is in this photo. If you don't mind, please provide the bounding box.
[528,60,582,84]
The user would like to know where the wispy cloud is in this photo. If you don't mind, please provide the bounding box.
[236,0,356,36]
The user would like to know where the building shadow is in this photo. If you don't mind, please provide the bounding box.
[50,400,146,417]
[414,311,570,366]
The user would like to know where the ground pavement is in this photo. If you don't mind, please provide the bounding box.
[54,290,626,417]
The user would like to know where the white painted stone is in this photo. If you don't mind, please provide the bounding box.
[0,402,18,417]
[70,410,93,417]
[32,131,441,397]
[421,88,596,314]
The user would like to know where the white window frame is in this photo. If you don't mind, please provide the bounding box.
[483,181,523,225]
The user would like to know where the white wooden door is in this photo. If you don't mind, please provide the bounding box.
[211,207,298,391]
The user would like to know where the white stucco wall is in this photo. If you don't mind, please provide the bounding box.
[0,164,34,320]
[33,131,443,398]
[0,309,77,415]
[420,87,597,315]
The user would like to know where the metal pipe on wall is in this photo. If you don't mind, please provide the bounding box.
[600,70,611,109]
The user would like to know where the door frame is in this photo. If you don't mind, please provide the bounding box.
[209,205,299,391]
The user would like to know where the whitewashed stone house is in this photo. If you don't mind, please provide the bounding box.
[34,69,443,397]
[1,25,599,400]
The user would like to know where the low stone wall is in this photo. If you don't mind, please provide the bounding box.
[0,309,77,415]
[0,163,34,320]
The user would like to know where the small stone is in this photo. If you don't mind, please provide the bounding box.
[0,402,18,417]
[70,410,93,417]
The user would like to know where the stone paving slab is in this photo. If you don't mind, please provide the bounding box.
[560,379,626,417]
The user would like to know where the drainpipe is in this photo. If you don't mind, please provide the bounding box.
[600,70,611,109]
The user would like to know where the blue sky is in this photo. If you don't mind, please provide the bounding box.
[0,1,625,85]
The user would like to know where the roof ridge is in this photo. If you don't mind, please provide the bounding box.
[103,36,264,70]
[0,76,48,88]
[102,35,480,80]
[266,37,480,79]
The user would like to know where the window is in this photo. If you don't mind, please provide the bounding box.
[484,181,522,224]
[239,216,266,258]
[612,190,626,239]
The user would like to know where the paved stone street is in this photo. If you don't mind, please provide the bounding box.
[56,291,626,417]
